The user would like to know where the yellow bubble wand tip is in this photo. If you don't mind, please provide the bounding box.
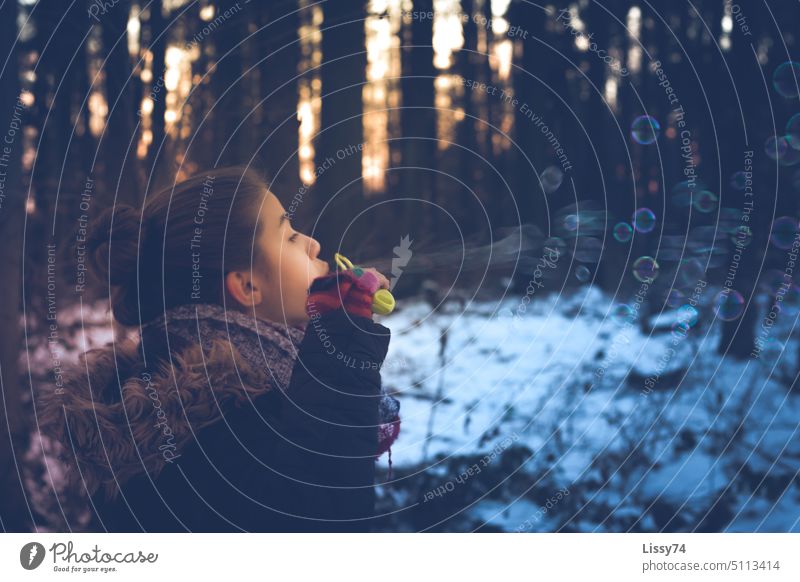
[333,252,395,315]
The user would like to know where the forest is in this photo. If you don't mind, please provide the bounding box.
[0,0,799,532]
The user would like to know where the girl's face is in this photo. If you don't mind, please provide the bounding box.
[250,190,330,327]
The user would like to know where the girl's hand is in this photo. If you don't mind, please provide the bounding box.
[358,267,390,290]
[306,267,389,320]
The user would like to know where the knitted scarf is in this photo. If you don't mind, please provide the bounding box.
[141,303,400,463]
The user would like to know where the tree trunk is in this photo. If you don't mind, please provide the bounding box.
[315,0,368,257]
[100,3,141,207]
[717,2,778,358]
[0,0,32,531]
[509,0,546,231]
[257,2,302,212]
[210,0,248,167]
[146,0,168,184]
[398,0,437,240]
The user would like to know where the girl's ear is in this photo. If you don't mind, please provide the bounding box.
[225,270,263,307]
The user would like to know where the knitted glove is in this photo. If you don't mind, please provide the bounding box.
[306,268,382,320]
[377,394,401,459]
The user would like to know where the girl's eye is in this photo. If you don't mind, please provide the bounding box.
[289,232,300,242]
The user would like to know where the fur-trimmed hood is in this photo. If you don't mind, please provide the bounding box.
[38,333,277,500]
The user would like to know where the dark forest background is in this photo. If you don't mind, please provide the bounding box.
[1,0,799,531]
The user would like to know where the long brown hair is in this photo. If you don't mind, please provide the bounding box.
[86,166,270,326]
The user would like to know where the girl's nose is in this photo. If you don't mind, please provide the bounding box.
[307,236,321,260]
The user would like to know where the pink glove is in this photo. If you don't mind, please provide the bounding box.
[306,268,382,320]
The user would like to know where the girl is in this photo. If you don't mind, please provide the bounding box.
[38,166,401,532]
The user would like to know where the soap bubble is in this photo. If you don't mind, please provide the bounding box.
[781,146,800,166]
[575,265,591,282]
[676,304,699,328]
[631,115,661,145]
[765,135,800,165]
[765,135,788,160]
[677,258,705,288]
[632,256,659,283]
[564,214,579,231]
[632,208,656,233]
[770,216,799,250]
[714,290,745,321]
[612,303,634,323]
[730,225,753,247]
[540,166,564,193]
[613,222,633,242]
[671,179,704,207]
[554,202,609,238]
[692,190,718,213]
[773,61,800,99]
[666,289,686,308]
[671,320,691,337]
[786,113,800,150]
[730,171,750,190]
[568,211,607,236]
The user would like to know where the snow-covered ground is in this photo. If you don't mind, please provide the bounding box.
[22,287,800,531]
[376,285,800,532]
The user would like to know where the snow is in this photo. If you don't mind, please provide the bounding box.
[25,288,800,531]
[727,492,800,533]
[375,284,800,531]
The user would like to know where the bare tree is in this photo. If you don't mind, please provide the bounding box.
[256,1,302,205]
[314,0,368,255]
[0,0,32,531]
[100,1,142,207]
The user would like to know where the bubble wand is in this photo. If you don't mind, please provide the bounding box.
[334,252,396,315]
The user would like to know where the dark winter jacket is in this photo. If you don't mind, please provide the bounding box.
[40,307,391,532]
